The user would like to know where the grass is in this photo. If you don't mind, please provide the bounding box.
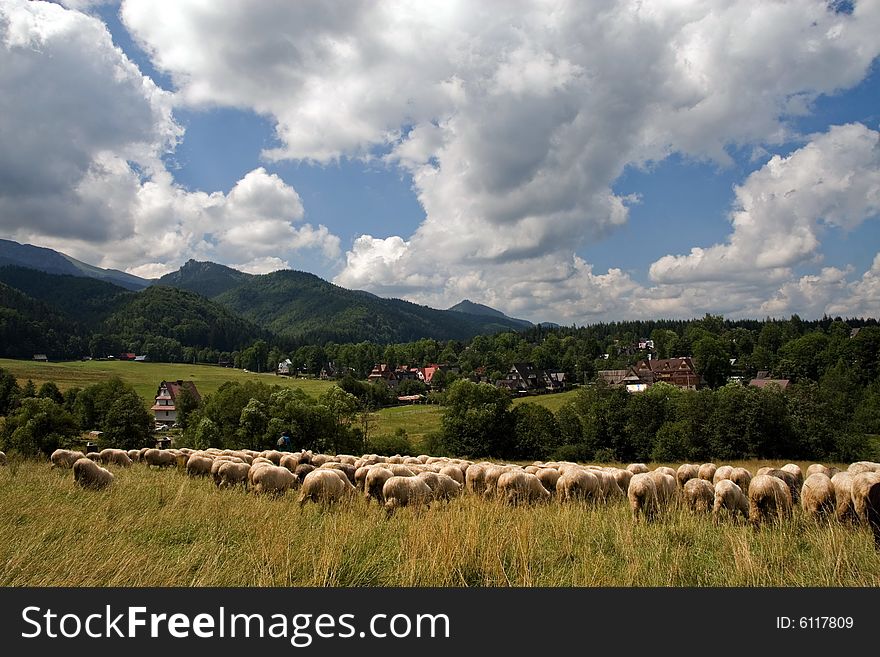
[369,404,444,445]
[1,459,878,587]
[0,358,335,404]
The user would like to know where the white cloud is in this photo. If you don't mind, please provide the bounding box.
[0,2,341,276]
[650,123,880,284]
[230,256,290,275]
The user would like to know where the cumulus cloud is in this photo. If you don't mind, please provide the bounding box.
[0,1,341,276]
[650,123,880,284]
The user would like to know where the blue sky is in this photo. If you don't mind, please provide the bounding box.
[1,1,879,323]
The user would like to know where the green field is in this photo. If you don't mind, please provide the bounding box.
[1,459,877,587]
[0,358,335,404]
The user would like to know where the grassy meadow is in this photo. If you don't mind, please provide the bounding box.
[1,458,878,587]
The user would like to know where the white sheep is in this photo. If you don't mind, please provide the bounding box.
[143,448,177,468]
[683,478,715,513]
[186,454,214,477]
[299,469,354,506]
[801,473,836,520]
[628,472,658,520]
[364,466,394,504]
[496,471,550,505]
[831,471,857,522]
[50,449,85,469]
[250,464,296,496]
[850,471,880,526]
[216,461,250,488]
[676,464,699,488]
[382,475,433,513]
[73,457,114,490]
[729,467,752,494]
[712,465,734,484]
[698,463,717,481]
[713,480,749,521]
[626,463,649,474]
[649,470,677,507]
[748,474,792,525]
[556,469,599,502]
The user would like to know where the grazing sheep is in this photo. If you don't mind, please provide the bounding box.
[186,454,214,477]
[650,471,677,506]
[143,449,177,468]
[683,478,715,513]
[50,449,85,469]
[309,453,332,467]
[592,469,625,501]
[748,474,792,525]
[653,466,677,479]
[627,463,649,475]
[496,471,550,505]
[365,466,394,504]
[0,451,6,466]
[712,465,734,485]
[299,469,353,506]
[251,464,297,496]
[126,449,141,462]
[781,463,804,487]
[698,463,717,481]
[319,462,357,485]
[806,464,835,478]
[850,472,880,526]
[416,471,441,497]
[676,464,700,488]
[730,467,752,494]
[465,464,488,496]
[713,480,749,521]
[388,464,416,477]
[279,453,300,472]
[382,475,433,513]
[612,468,633,494]
[86,452,102,462]
[756,466,774,476]
[433,473,463,501]
[98,449,132,467]
[483,465,514,499]
[556,469,599,503]
[294,463,316,484]
[354,465,372,491]
[536,468,561,495]
[832,472,857,522]
[217,462,250,488]
[439,465,465,485]
[73,458,114,490]
[764,469,801,505]
[628,472,658,520]
[848,461,880,475]
[801,473,836,520]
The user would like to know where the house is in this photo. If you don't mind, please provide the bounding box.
[277,358,293,375]
[748,377,790,391]
[150,380,201,426]
[119,352,136,361]
[319,362,352,380]
[32,354,48,362]
[631,357,703,389]
[367,364,398,388]
[598,369,629,386]
[637,338,655,350]
[497,363,565,394]
[134,355,148,362]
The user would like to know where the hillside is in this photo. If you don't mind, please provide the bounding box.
[448,299,532,329]
[0,238,150,290]
[0,281,84,358]
[156,259,252,298]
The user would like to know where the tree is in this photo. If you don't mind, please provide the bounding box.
[441,379,513,458]
[100,390,153,450]
[511,403,560,460]
[0,367,21,416]
[0,397,78,456]
[174,384,200,431]
[319,386,360,453]
[37,381,64,404]
[692,335,732,388]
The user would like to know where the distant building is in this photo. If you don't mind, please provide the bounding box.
[598,357,703,392]
[748,377,790,391]
[32,354,48,362]
[497,363,566,394]
[367,364,398,388]
[134,355,148,362]
[150,380,201,426]
[277,358,293,376]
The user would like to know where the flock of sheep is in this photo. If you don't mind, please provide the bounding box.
[38,445,880,543]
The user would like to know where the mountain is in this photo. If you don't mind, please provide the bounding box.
[0,238,151,290]
[447,299,533,329]
[0,280,85,359]
[156,259,252,298]
[206,269,529,344]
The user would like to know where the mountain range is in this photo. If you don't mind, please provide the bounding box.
[0,238,536,356]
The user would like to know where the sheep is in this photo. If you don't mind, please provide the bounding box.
[319,462,357,485]
[729,467,752,494]
[748,474,792,525]
[556,469,599,503]
[801,473,836,520]
[186,454,214,477]
[626,463,649,474]
[418,471,461,502]
[73,457,114,490]
[126,449,141,462]
[364,466,394,504]
[309,453,332,467]
[382,475,433,513]
[832,472,857,522]
[99,448,133,467]
[653,466,677,479]
[650,470,677,507]
[612,468,633,494]
[806,464,836,478]
[279,453,300,472]
[763,469,801,505]
[628,473,658,520]
[848,461,880,475]
[536,467,561,495]
[50,449,85,469]
[850,472,880,527]
[354,465,372,491]
[756,466,774,476]
[416,471,442,498]
[0,451,6,466]
[683,478,715,513]
[217,462,250,488]
[251,464,297,496]
[388,464,416,477]
[143,449,177,468]
[483,465,510,499]
[592,469,625,501]
[712,465,734,485]
[294,463,316,484]
[439,465,465,485]
[496,471,550,505]
[299,469,353,506]
[698,463,717,481]
[781,463,804,487]
[713,480,749,521]
[676,464,700,488]
[86,452,102,462]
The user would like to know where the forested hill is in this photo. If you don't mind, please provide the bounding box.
[158,261,531,344]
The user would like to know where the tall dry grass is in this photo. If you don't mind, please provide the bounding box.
[1,460,878,587]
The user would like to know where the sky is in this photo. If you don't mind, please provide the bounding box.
[1,0,879,325]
